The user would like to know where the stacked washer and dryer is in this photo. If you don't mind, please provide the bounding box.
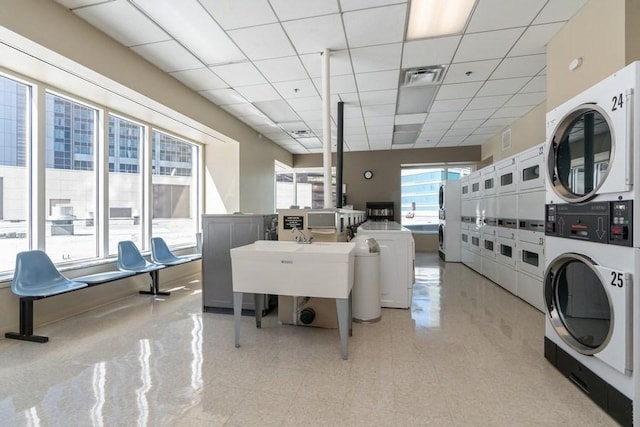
[480,166,499,284]
[438,180,462,262]
[542,62,640,426]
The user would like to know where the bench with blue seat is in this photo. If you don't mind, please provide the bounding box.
[151,237,201,266]
[5,239,198,343]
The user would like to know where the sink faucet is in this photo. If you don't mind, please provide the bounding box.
[291,226,313,244]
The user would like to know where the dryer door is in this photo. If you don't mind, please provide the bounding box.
[438,224,445,250]
[547,104,623,203]
[544,252,632,374]
[439,184,445,210]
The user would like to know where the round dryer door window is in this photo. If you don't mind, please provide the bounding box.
[544,254,612,354]
[439,185,444,210]
[438,224,444,249]
[548,105,613,203]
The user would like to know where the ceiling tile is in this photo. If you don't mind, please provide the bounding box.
[296,109,321,122]
[443,59,501,84]
[199,0,277,30]
[457,108,496,120]
[453,28,525,63]
[437,137,464,147]
[533,0,588,24]
[282,14,347,54]
[509,23,565,56]
[395,113,427,125]
[474,125,506,134]
[300,50,353,78]
[450,119,485,129]
[520,75,546,93]
[467,95,510,110]
[422,121,453,131]
[463,134,492,145]
[199,88,247,105]
[56,0,109,7]
[362,104,396,118]
[131,40,202,72]
[340,0,407,11]
[356,70,400,91]
[476,77,530,97]
[254,99,301,122]
[503,92,546,107]
[419,128,446,138]
[358,89,398,106]
[350,44,402,73]
[436,82,483,100]
[425,111,460,123]
[491,54,547,79]
[483,117,518,127]
[221,103,265,117]
[131,0,245,65]
[429,98,470,113]
[286,96,322,112]
[343,4,407,48]
[402,36,461,69]
[269,0,340,21]
[228,24,295,61]
[169,68,228,91]
[466,0,547,32]
[254,56,309,82]
[234,84,282,102]
[492,105,535,118]
[312,74,357,94]
[273,79,318,99]
[210,62,267,87]
[73,1,169,47]
[445,128,473,138]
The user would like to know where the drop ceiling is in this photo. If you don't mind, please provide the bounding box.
[54,0,588,154]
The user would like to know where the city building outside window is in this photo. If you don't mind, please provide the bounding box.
[401,165,471,232]
[0,75,29,272]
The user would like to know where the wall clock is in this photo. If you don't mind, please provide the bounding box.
[364,170,373,180]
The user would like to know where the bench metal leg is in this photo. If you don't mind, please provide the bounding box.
[5,299,49,343]
[139,270,171,296]
[233,292,242,348]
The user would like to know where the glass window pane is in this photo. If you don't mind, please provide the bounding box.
[401,166,471,231]
[276,171,295,209]
[108,116,143,254]
[151,130,198,247]
[45,93,97,262]
[0,75,29,272]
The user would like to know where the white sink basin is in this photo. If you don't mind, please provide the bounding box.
[230,240,355,298]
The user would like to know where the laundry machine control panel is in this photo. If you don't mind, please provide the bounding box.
[545,200,633,246]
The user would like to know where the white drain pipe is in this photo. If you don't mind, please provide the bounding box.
[322,48,332,209]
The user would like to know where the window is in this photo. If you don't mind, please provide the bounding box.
[401,165,471,232]
[108,115,143,254]
[45,93,98,262]
[275,165,336,209]
[151,130,199,247]
[0,75,30,272]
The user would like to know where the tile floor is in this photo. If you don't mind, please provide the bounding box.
[0,253,617,426]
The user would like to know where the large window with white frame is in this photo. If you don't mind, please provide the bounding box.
[0,74,30,272]
[0,75,203,275]
[401,165,471,232]
[275,163,336,209]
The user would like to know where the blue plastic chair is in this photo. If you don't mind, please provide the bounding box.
[151,237,200,266]
[117,241,168,296]
[12,250,88,298]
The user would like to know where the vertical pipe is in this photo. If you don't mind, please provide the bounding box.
[321,49,332,208]
[583,112,595,193]
[336,101,344,208]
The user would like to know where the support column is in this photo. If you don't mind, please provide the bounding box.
[321,48,332,208]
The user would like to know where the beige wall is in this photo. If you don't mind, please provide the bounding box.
[546,0,626,110]
[294,146,481,252]
[481,103,546,162]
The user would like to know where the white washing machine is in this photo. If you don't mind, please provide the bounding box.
[438,180,462,262]
[496,156,518,195]
[543,199,634,425]
[357,221,414,309]
[494,226,517,295]
[460,175,470,201]
[517,224,545,312]
[481,165,497,197]
[518,143,545,194]
[468,170,482,200]
[545,62,640,209]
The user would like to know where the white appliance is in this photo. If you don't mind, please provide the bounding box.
[439,180,461,262]
[460,221,472,268]
[481,165,497,197]
[480,228,498,284]
[544,237,634,385]
[517,143,545,194]
[545,62,640,207]
[494,226,517,295]
[357,221,415,309]
[468,170,482,200]
[496,156,517,195]
[516,189,545,311]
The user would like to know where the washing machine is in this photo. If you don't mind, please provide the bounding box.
[518,143,545,194]
[468,170,482,200]
[496,156,518,195]
[545,62,640,210]
[481,165,497,197]
[438,180,462,262]
[493,225,517,295]
[544,200,634,425]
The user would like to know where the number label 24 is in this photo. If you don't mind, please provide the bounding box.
[611,271,624,288]
[612,93,624,111]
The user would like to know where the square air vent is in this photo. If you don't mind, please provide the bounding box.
[402,65,446,87]
[502,128,512,151]
[288,129,313,138]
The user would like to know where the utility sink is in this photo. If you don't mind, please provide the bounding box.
[230,240,356,298]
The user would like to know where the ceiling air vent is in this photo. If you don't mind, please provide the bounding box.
[288,130,313,138]
[402,65,446,87]
[502,128,512,151]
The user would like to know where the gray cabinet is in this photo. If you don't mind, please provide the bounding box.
[201,214,277,314]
